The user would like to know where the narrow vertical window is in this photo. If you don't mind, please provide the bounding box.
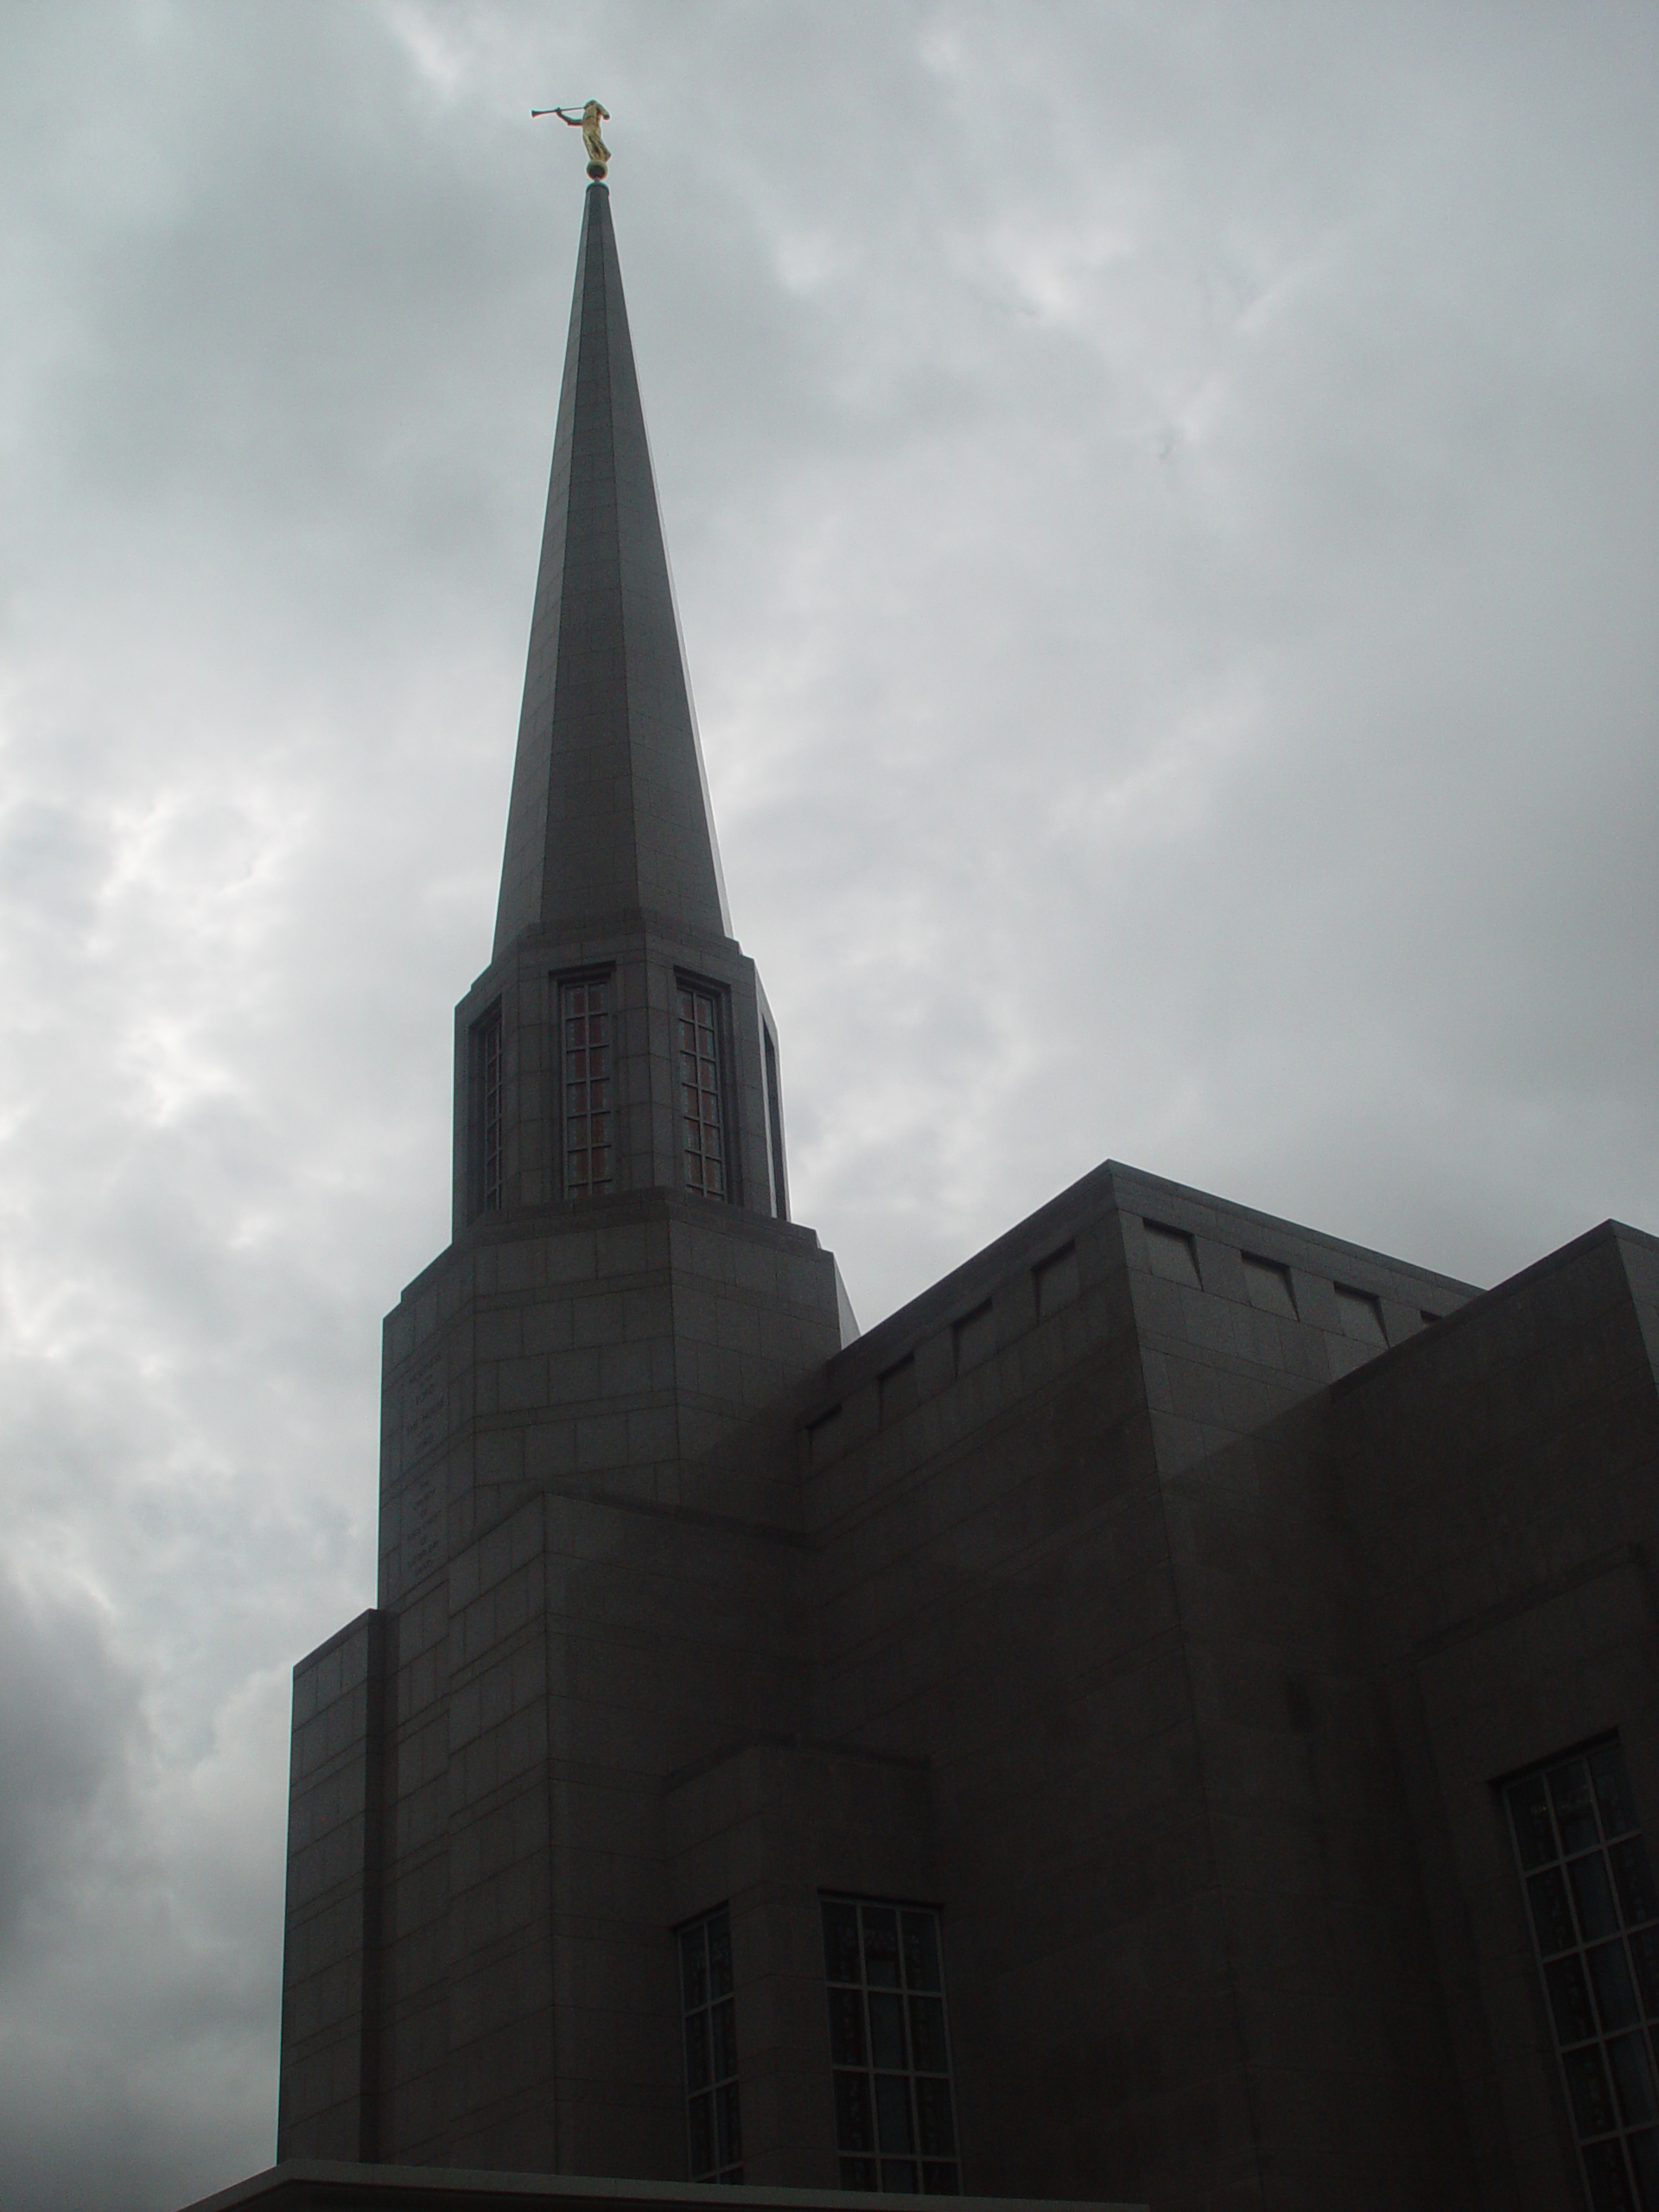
[1334,1284,1387,1346]
[823,1897,959,2195]
[1504,1739,1659,2209]
[677,985,726,1200]
[473,1003,503,1217]
[680,1906,741,2183]
[1243,1255,1297,1319]
[560,977,613,1198]
[1142,1221,1200,1287]
[764,1025,788,1221]
[953,1301,994,1376]
[1033,1243,1079,1320]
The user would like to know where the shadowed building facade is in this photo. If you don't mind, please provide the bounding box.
[270,183,1659,2212]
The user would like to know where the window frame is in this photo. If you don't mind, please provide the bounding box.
[763,1021,788,1221]
[1502,1737,1659,2209]
[556,969,615,1200]
[469,1000,504,1220]
[676,976,735,1205]
[678,1904,742,2184]
[821,1893,961,2196]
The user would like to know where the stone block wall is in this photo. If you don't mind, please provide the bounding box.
[277,1610,389,2160]
[664,1739,938,2186]
[795,1169,1208,2206]
[1328,1224,1659,2212]
[378,1196,847,1611]
[279,1152,1659,2210]
[285,1187,849,2177]
[789,1161,1484,2211]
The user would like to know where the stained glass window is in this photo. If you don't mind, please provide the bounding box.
[1505,1741,1659,2209]
[677,985,726,1201]
[823,1897,959,2195]
[681,1907,741,2183]
[561,978,613,1198]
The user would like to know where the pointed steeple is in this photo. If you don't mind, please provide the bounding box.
[494,182,732,957]
[462,181,793,1230]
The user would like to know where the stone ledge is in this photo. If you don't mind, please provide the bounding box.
[181,2164,1146,2212]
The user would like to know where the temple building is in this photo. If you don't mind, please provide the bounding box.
[258,181,1659,2212]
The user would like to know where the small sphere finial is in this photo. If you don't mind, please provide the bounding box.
[531,99,611,181]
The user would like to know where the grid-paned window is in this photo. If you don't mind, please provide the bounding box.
[680,1907,741,2183]
[561,978,613,1197]
[822,1897,959,2195]
[475,1005,503,1215]
[1505,1740,1659,2209]
[677,985,727,1200]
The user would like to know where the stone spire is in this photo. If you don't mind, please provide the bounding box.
[493,181,732,957]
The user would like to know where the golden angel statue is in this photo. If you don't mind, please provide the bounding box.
[532,99,612,176]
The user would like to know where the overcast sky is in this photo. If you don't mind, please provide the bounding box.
[0,3,1655,2204]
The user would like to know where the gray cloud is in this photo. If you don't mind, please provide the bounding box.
[0,1567,137,1955]
[0,0,1655,2202]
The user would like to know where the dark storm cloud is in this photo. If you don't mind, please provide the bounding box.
[0,1567,137,1954]
[0,2,1654,2202]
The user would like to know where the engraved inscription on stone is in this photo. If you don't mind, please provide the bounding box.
[403,1344,447,1476]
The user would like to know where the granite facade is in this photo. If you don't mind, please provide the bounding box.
[494,182,730,955]
[269,169,1659,2212]
[281,1144,1659,2209]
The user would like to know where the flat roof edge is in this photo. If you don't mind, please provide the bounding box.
[177,2163,1146,2212]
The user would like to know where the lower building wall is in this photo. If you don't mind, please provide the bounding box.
[1115,1171,1491,2209]
[664,1738,938,2187]
[1160,1397,1481,2212]
[278,1609,389,2161]
[291,1473,833,2177]
[539,1485,821,2181]
[276,1168,1659,2212]
[1331,1224,1659,2212]
[797,1190,1243,2211]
